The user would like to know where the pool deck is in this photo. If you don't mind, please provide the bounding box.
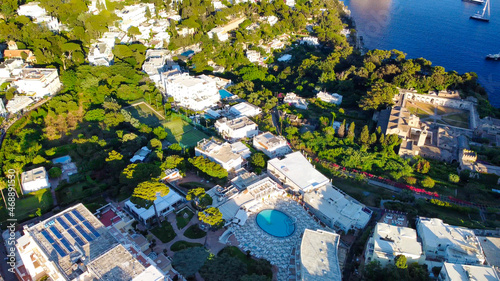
[233,196,328,281]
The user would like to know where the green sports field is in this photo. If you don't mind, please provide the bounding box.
[125,103,208,147]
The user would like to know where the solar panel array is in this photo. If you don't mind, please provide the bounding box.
[41,209,101,257]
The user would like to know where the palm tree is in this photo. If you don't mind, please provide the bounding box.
[131,181,169,227]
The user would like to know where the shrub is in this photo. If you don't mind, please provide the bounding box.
[448,173,460,183]
[405,176,417,185]
[415,159,430,174]
[48,167,62,178]
[420,176,435,188]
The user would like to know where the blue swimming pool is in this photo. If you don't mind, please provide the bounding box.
[52,155,71,164]
[219,89,233,99]
[256,209,295,238]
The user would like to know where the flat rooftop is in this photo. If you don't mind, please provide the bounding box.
[24,204,121,280]
[442,262,500,281]
[300,229,342,281]
[372,223,422,259]
[478,236,500,267]
[197,139,242,164]
[88,244,146,280]
[21,166,47,183]
[254,132,288,149]
[268,151,329,191]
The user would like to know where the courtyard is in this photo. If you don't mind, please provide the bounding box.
[406,101,471,129]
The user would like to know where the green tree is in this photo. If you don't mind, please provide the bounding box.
[347,122,355,142]
[153,127,168,140]
[250,152,266,169]
[172,247,210,277]
[131,181,169,226]
[198,207,224,227]
[200,253,247,281]
[405,176,417,185]
[106,150,123,162]
[127,26,141,40]
[149,138,162,150]
[420,176,435,188]
[395,255,407,269]
[85,109,106,122]
[415,159,430,174]
[359,125,369,145]
[161,155,184,170]
[186,187,212,209]
[48,167,62,178]
[448,173,459,183]
[359,81,398,110]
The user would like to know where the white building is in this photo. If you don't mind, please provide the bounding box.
[163,72,220,111]
[0,99,7,116]
[125,188,183,227]
[300,229,342,281]
[417,217,486,265]
[267,151,329,194]
[15,203,168,281]
[6,95,34,114]
[300,36,320,46]
[115,4,155,31]
[195,138,245,171]
[246,50,261,63]
[208,27,229,41]
[215,117,259,141]
[317,91,343,105]
[17,2,63,32]
[142,49,171,87]
[253,132,291,158]
[88,42,114,66]
[304,184,372,232]
[0,59,27,79]
[17,2,47,19]
[284,92,308,109]
[12,68,62,99]
[267,16,278,26]
[365,223,424,266]
[21,167,50,194]
[439,262,500,281]
[229,102,262,118]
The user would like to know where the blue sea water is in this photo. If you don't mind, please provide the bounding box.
[342,0,500,106]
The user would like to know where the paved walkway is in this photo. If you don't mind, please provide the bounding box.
[150,210,227,258]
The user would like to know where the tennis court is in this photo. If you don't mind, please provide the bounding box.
[126,103,163,127]
[162,117,209,148]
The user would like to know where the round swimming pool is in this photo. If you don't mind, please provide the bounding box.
[256,209,295,238]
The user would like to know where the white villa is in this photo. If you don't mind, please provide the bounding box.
[0,58,27,79]
[253,132,291,158]
[300,229,342,281]
[124,188,183,227]
[317,91,343,105]
[6,95,34,114]
[195,138,246,171]
[163,73,220,111]
[304,184,372,232]
[21,167,50,194]
[417,217,486,265]
[246,50,262,63]
[215,117,259,141]
[0,99,6,116]
[229,102,262,118]
[284,92,308,109]
[17,2,64,32]
[365,223,424,266]
[88,42,114,66]
[115,4,155,31]
[12,68,62,99]
[142,49,171,89]
[208,27,229,41]
[267,151,329,194]
[300,36,320,46]
[438,262,500,281]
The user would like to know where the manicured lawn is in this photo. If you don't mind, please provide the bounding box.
[178,181,213,190]
[162,117,209,147]
[151,221,177,243]
[218,246,272,278]
[176,208,194,230]
[184,224,207,239]
[170,240,203,252]
[0,188,53,223]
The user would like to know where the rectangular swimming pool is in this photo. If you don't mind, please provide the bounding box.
[52,155,71,164]
[219,89,234,99]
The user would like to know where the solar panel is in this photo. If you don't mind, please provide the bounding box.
[71,210,86,222]
[63,213,78,226]
[75,225,93,242]
[83,221,100,238]
[49,226,63,239]
[60,238,73,252]
[52,243,67,257]
[41,230,55,244]
[67,229,86,246]
[56,217,70,229]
